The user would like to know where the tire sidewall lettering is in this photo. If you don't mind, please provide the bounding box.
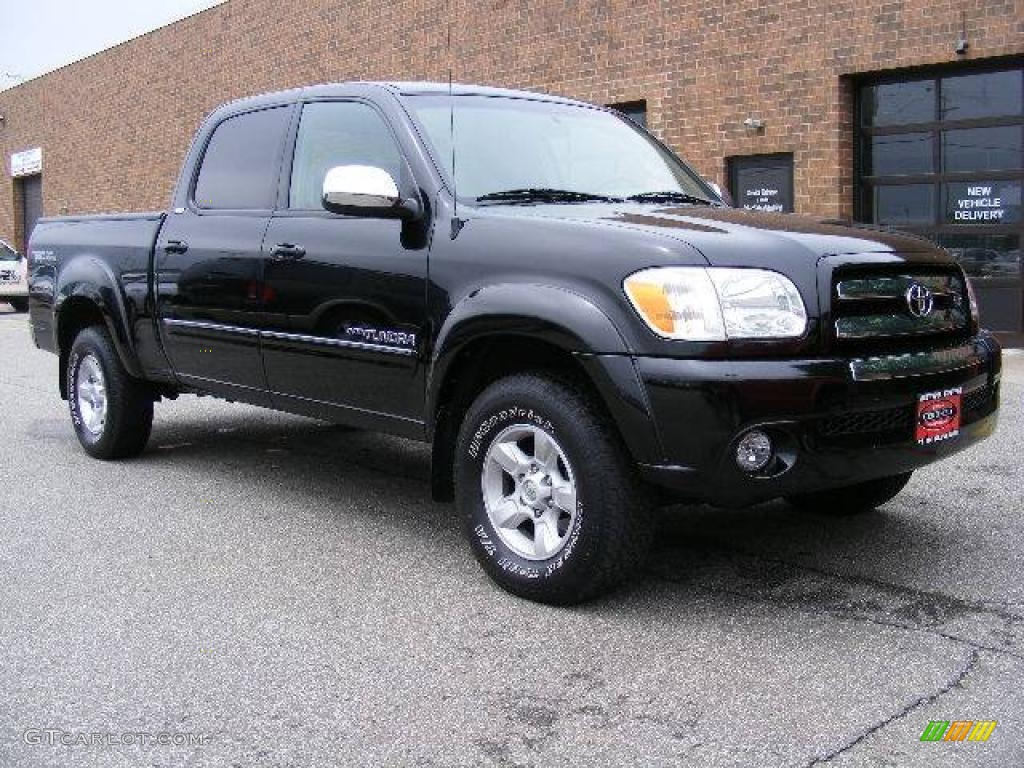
[467,406,554,460]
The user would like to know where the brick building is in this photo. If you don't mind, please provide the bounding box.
[1,0,1022,333]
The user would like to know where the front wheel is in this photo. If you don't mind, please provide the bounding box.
[786,471,913,516]
[7,298,28,312]
[68,326,154,459]
[456,373,653,604]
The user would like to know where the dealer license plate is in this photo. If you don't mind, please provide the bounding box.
[915,387,962,446]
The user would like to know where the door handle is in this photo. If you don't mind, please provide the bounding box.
[164,239,189,254]
[271,243,306,261]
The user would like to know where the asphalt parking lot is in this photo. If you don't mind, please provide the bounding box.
[0,305,1021,767]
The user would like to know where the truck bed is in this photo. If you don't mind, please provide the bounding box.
[27,211,166,367]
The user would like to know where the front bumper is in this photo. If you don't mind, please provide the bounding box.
[632,333,1001,506]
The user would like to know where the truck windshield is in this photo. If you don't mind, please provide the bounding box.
[406,95,714,204]
[0,241,19,261]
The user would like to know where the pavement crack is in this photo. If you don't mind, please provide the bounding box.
[647,539,1024,661]
[801,649,980,766]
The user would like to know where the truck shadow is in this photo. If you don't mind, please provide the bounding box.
[134,404,988,631]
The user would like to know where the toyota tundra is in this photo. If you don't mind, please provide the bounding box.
[26,82,1002,603]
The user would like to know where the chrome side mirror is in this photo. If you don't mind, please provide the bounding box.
[321,164,423,220]
[322,165,401,214]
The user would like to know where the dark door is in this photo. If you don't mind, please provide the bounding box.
[156,105,292,402]
[20,174,43,252]
[260,100,427,431]
[728,154,795,213]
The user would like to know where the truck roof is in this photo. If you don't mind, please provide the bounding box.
[211,81,591,119]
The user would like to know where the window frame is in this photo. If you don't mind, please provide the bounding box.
[273,97,417,217]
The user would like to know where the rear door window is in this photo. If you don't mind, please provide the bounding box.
[194,106,291,210]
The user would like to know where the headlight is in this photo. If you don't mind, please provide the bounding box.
[623,266,807,341]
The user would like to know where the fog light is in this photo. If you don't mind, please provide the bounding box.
[736,430,773,472]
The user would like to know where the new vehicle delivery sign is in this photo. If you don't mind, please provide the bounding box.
[947,181,1021,225]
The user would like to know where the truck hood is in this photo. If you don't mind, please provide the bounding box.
[476,202,948,268]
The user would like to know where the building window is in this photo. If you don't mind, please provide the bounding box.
[856,63,1024,332]
[728,153,794,213]
[608,100,647,128]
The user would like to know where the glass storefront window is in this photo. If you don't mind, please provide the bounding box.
[942,125,1022,173]
[858,63,1023,331]
[874,184,935,225]
[864,132,933,175]
[861,80,935,126]
[941,69,1023,121]
[938,233,1021,280]
[856,64,1024,313]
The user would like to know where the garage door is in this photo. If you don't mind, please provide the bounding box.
[856,63,1023,333]
[20,174,42,253]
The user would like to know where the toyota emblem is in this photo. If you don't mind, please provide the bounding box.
[905,282,934,318]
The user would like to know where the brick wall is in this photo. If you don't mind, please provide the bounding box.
[1,0,1021,250]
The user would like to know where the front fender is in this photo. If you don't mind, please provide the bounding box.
[429,282,631,399]
[427,283,665,465]
[55,255,143,379]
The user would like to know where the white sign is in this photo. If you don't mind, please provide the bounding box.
[743,187,784,213]
[11,147,42,178]
[953,185,1004,222]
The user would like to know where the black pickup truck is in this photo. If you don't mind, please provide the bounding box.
[27,82,1001,603]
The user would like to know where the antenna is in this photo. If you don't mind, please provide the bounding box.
[447,1,464,238]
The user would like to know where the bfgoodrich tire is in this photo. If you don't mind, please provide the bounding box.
[786,471,913,516]
[68,326,153,459]
[456,373,653,604]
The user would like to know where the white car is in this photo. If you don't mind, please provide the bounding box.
[0,239,28,312]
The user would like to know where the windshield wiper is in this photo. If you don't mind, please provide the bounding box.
[626,191,715,205]
[476,188,623,204]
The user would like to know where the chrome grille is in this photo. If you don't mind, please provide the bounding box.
[832,268,969,344]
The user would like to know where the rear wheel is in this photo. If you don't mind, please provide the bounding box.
[68,326,153,459]
[7,298,27,312]
[456,372,653,604]
[786,471,913,516]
